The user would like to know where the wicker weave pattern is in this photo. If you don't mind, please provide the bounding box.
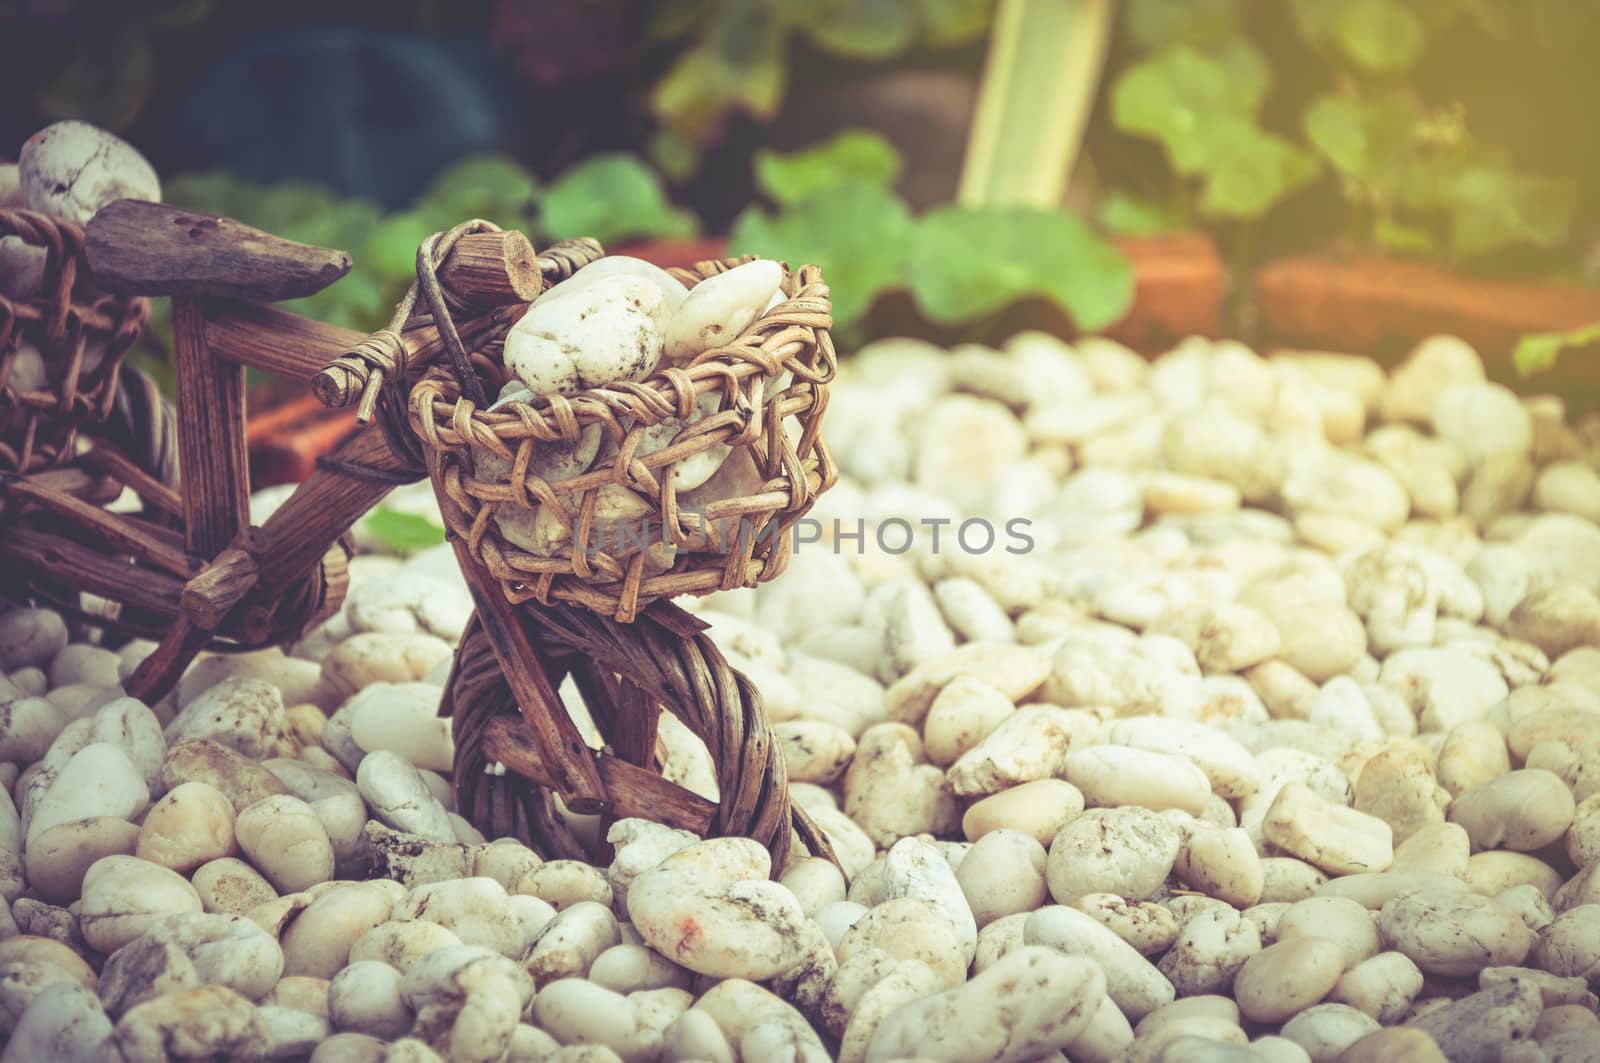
[444,599,834,867]
[0,209,147,473]
[410,258,839,622]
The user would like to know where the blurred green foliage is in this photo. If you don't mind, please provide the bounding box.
[753,130,905,207]
[361,507,447,554]
[1112,42,1318,223]
[733,181,916,330]
[1515,322,1600,377]
[731,130,1133,336]
[646,0,997,151]
[1107,0,1581,263]
[153,152,693,342]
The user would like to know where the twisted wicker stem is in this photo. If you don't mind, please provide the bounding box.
[445,597,837,870]
[416,222,494,408]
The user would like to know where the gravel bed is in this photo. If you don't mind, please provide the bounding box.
[3,332,1599,1062]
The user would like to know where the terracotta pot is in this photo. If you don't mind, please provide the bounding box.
[1103,233,1226,350]
[246,392,358,489]
[1255,254,1600,401]
[610,238,733,270]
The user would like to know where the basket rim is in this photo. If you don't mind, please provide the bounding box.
[407,257,834,439]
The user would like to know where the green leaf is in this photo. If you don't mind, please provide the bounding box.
[728,181,915,330]
[366,211,438,284]
[754,130,904,206]
[1210,38,1272,105]
[1449,163,1578,257]
[362,508,446,555]
[807,0,919,57]
[1513,321,1600,376]
[1125,0,1240,48]
[917,0,997,45]
[1287,0,1341,44]
[648,0,713,40]
[1302,90,1420,185]
[1111,46,1264,175]
[1097,189,1186,235]
[535,154,699,245]
[1195,119,1321,220]
[648,128,703,182]
[423,154,537,232]
[1334,0,1426,71]
[907,206,1134,330]
[651,38,787,138]
[1373,218,1437,254]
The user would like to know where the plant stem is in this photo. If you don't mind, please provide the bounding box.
[1170,169,1193,230]
[1231,220,1252,279]
[958,0,1120,208]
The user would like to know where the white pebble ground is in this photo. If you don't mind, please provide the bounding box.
[3,332,1600,1062]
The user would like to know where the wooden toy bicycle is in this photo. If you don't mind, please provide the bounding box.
[0,200,839,869]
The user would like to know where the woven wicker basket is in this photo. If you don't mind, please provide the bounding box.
[0,208,147,474]
[410,255,839,623]
[311,224,842,865]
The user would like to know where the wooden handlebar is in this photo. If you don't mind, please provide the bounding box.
[85,200,352,302]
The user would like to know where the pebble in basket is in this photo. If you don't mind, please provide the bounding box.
[347,221,842,866]
[1,122,161,476]
[412,243,839,624]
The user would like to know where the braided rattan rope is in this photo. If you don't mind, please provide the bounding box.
[443,598,835,868]
[314,227,604,486]
[1,209,146,474]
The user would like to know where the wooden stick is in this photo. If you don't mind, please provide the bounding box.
[123,613,211,704]
[450,532,609,812]
[182,543,259,629]
[439,230,544,308]
[252,427,411,587]
[4,478,195,579]
[173,297,248,558]
[181,426,408,625]
[598,677,663,861]
[0,524,185,617]
[311,307,514,410]
[81,446,184,520]
[480,716,716,836]
[0,466,120,514]
[86,200,352,302]
[206,301,367,382]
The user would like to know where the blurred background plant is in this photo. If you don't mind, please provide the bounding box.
[4,0,1599,378]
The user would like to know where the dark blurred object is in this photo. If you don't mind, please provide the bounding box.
[0,0,212,134]
[782,70,976,211]
[163,29,518,208]
[493,0,636,86]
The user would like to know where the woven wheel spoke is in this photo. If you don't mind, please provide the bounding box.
[1,209,147,476]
